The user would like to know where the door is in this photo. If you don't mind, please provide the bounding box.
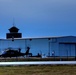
[59,43,75,56]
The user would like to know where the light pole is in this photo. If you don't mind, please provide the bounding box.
[75,44,76,61]
[48,38,51,57]
[66,49,68,60]
[48,42,50,57]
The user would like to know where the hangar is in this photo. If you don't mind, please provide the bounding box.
[0,26,76,58]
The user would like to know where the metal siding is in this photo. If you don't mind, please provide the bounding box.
[58,36,76,43]
[28,39,48,56]
[59,44,75,56]
[0,39,26,53]
[0,36,76,57]
[50,42,59,56]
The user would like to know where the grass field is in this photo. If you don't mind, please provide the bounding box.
[0,65,76,75]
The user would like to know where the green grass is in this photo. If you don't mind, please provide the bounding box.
[0,65,76,75]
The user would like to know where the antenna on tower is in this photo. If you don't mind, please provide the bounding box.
[13,18,15,27]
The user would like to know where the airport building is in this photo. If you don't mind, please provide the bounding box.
[0,26,76,57]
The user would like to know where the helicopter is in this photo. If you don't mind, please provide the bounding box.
[0,47,32,58]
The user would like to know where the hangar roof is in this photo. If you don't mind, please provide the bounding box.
[0,36,76,40]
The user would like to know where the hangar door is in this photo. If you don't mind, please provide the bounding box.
[59,43,76,56]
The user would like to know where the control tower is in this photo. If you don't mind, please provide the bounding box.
[6,26,22,39]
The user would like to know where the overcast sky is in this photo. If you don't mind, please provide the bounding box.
[0,0,76,38]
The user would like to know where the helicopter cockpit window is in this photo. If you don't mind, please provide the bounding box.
[1,51,7,55]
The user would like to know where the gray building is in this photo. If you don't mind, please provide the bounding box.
[0,36,76,57]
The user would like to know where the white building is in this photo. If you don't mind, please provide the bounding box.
[0,36,76,57]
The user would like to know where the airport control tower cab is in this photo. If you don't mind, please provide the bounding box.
[9,26,19,33]
[6,26,22,39]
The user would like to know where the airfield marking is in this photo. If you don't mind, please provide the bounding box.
[0,61,76,66]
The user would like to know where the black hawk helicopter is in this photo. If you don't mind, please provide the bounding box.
[0,47,32,58]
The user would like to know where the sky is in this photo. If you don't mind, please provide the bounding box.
[0,0,76,39]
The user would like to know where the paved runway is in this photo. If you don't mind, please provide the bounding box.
[0,61,76,66]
